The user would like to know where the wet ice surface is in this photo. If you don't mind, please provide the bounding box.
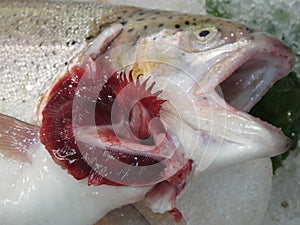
[133,158,272,225]
[262,148,300,225]
[177,158,272,225]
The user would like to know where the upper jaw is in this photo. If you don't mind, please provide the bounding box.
[217,32,295,112]
[161,31,295,172]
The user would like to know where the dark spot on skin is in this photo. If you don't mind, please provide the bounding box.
[281,201,288,208]
[199,30,210,37]
[246,27,254,33]
[22,100,26,103]
[117,16,122,20]
[192,22,197,26]
[151,17,157,20]
[152,37,157,40]
[158,23,164,28]
[143,25,148,30]
[128,28,134,33]
[39,42,43,47]
[168,16,173,19]
[86,35,94,41]
[175,24,181,29]
[2,97,6,101]
[120,21,127,26]
[64,62,68,66]
[67,40,76,47]
[139,12,145,15]
[181,53,185,56]
[185,21,190,25]
[136,18,145,21]
[123,10,128,14]
[65,27,72,36]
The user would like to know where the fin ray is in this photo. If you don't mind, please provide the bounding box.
[0,113,40,162]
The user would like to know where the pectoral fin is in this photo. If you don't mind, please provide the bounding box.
[0,113,40,162]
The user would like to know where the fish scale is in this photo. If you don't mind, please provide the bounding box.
[0,0,137,123]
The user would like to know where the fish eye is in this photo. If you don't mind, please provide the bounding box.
[189,26,220,52]
[199,30,211,37]
[194,27,218,43]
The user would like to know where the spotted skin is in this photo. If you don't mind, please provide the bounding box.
[0,0,138,123]
[0,0,256,124]
[104,9,255,48]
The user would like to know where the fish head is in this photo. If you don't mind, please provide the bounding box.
[93,11,295,172]
[40,10,295,188]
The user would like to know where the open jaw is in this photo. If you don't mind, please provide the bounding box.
[191,32,295,171]
[218,35,295,112]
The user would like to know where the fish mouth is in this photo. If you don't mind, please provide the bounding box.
[217,32,295,112]
[179,32,295,172]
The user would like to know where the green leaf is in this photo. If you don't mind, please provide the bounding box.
[250,72,300,170]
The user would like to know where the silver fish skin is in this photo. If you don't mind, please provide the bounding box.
[0,0,138,123]
[0,0,295,225]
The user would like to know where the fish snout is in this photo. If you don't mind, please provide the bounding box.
[160,31,295,173]
[252,31,295,72]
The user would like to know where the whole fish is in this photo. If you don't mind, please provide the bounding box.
[0,0,295,225]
